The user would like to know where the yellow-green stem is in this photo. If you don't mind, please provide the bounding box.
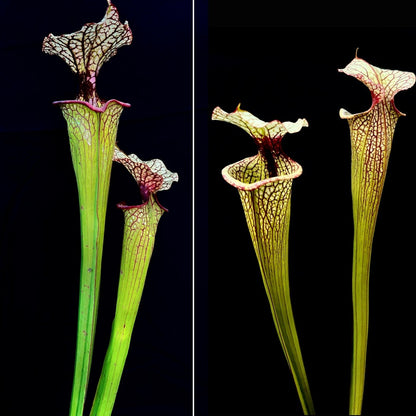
[239,185,315,416]
[70,186,105,416]
[350,185,377,415]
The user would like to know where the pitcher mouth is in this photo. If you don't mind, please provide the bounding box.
[53,98,131,112]
[222,154,302,191]
[117,193,168,213]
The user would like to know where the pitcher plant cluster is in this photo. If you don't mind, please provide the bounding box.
[37,1,414,414]
[42,2,178,416]
[213,55,415,414]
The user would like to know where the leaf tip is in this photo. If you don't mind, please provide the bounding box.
[339,108,352,119]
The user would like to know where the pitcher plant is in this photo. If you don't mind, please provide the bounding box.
[42,2,132,415]
[212,105,315,415]
[339,55,415,415]
[89,147,178,416]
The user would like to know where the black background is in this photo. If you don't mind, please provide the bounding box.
[208,25,416,415]
[0,1,192,415]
